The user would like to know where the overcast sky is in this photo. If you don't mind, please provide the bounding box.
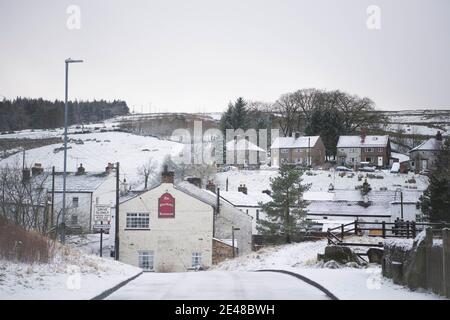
[1,0,449,113]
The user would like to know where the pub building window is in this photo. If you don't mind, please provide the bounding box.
[126,212,150,229]
[256,209,260,221]
[192,252,202,268]
[138,251,154,271]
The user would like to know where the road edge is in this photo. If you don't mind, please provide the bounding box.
[91,271,143,300]
[256,269,339,300]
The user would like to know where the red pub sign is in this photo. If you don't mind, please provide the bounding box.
[158,193,175,218]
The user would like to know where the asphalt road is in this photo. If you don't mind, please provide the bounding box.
[106,271,330,300]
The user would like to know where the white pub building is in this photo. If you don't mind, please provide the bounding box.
[117,167,252,272]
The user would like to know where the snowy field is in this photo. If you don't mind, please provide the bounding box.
[214,168,429,193]
[0,245,141,300]
[212,238,445,300]
[0,131,184,187]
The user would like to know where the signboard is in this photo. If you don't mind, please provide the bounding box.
[94,205,111,223]
[94,205,111,230]
[93,224,111,230]
[158,193,175,218]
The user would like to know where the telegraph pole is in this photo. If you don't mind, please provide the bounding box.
[115,162,120,260]
[51,166,55,228]
[22,148,25,170]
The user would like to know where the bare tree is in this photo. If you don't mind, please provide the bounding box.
[137,159,157,189]
[0,163,49,233]
[333,90,382,133]
[273,93,299,137]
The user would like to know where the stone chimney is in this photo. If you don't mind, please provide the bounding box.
[360,128,367,143]
[161,165,174,184]
[31,163,44,176]
[186,177,202,188]
[238,184,248,195]
[76,163,85,175]
[105,162,115,173]
[206,180,216,193]
[436,131,443,141]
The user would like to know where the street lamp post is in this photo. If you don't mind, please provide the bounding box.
[231,227,240,258]
[61,58,83,244]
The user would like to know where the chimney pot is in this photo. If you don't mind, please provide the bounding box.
[161,167,174,184]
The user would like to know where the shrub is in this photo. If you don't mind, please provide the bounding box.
[0,216,54,263]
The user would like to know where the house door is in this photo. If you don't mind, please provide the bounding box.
[421,159,428,170]
[377,156,383,166]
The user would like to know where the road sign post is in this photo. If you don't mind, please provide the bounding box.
[94,205,111,258]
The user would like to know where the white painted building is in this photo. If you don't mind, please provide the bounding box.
[45,166,116,233]
[117,170,252,272]
[218,188,272,235]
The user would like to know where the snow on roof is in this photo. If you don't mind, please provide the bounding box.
[226,139,266,152]
[307,201,391,217]
[303,191,335,201]
[391,152,410,163]
[330,189,423,204]
[219,191,272,207]
[409,137,442,152]
[271,136,320,149]
[175,181,218,208]
[44,172,111,192]
[337,135,389,148]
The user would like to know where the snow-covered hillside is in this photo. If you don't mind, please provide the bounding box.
[0,131,183,187]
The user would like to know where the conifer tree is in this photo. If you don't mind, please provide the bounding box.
[257,165,311,243]
[419,139,450,222]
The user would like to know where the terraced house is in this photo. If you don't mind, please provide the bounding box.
[337,133,391,168]
[270,134,326,167]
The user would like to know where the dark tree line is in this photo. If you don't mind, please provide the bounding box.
[0,97,129,132]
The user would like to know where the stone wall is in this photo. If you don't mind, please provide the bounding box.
[382,228,450,297]
[212,239,234,264]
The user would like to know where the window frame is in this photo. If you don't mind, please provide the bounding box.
[138,250,154,271]
[192,252,202,268]
[126,212,150,230]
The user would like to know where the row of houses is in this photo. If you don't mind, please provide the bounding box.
[270,130,445,172]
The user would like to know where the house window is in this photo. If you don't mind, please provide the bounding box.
[366,148,373,152]
[378,148,383,152]
[281,149,289,154]
[411,161,415,167]
[72,197,79,208]
[71,215,78,225]
[126,213,150,229]
[138,251,154,271]
[366,157,373,162]
[351,158,355,163]
[192,252,202,268]
[256,209,260,221]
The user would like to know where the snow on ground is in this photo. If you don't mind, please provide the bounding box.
[0,131,183,186]
[215,168,428,193]
[212,238,445,300]
[0,244,141,300]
